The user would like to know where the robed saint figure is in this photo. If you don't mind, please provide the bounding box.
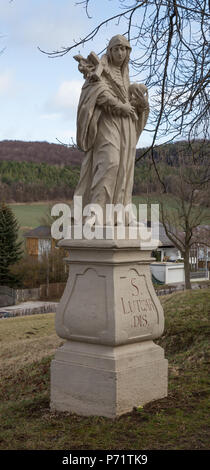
[73,35,149,225]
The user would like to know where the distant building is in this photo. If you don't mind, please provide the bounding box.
[24,222,209,269]
[153,223,181,262]
[189,225,210,271]
[24,222,180,261]
[24,225,56,259]
[151,223,210,284]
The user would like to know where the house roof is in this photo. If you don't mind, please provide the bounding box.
[158,223,175,247]
[24,225,51,239]
[142,222,175,247]
[157,224,210,248]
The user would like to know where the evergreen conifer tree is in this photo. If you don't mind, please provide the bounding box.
[0,202,23,287]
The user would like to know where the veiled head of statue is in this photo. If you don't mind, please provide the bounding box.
[107,35,131,66]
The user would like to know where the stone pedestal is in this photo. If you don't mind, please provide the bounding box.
[51,235,168,418]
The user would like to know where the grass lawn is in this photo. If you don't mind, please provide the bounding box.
[0,288,209,450]
[133,194,210,227]
[9,202,52,231]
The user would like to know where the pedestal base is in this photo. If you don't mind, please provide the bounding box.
[51,236,168,417]
[51,340,168,418]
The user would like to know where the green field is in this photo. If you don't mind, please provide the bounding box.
[0,289,209,450]
[9,203,53,231]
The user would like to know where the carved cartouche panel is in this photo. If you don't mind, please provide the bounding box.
[62,268,108,340]
[117,267,162,342]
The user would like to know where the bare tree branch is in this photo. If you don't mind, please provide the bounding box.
[39,1,209,148]
[158,142,210,289]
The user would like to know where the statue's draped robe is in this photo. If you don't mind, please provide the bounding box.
[73,60,149,223]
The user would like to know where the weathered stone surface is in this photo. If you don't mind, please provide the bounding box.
[51,340,167,418]
[55,238,164,347]
[72,34,149,225]
[51,237,168,417]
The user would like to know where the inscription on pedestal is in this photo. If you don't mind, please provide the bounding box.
[118,269,158,337]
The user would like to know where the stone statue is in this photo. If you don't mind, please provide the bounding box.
[73,34,149,224]
[51,37,168,417]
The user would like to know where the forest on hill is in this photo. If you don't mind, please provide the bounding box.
[0,139,209,203]
[0,161,80,202]
[0,140,83,166]
[1,139,209,167]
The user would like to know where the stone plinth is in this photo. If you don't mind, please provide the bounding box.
[51,235,168,417]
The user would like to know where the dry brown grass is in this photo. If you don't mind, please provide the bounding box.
[0,290,209,450]
[0,313,63,374]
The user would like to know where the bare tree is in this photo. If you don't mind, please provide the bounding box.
[159,142,210,289]
[39,0,210,152]
[39,1,210,287]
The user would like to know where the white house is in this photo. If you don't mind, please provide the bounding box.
[150,223,210,285]
[153,222,181,262]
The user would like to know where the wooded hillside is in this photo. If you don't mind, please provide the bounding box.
[0,140,83,166]
[0,139,209,203]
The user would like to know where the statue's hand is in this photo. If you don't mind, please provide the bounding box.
[120,103,138,120]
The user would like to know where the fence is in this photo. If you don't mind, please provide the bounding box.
[0,286,16,307]
[0,282,66,306]
[1,276,210,308]
[15,287,40,303]
[39,282,66,300]
[190,270,209,280]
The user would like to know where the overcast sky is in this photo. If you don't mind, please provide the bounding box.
[1,0,154,148]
